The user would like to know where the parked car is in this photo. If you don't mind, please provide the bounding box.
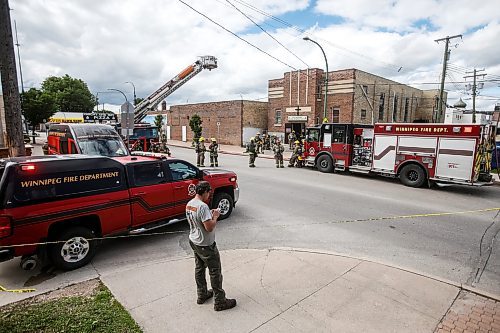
[0,153,239,270]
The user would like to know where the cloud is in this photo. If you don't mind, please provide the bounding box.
[8,0,499,111]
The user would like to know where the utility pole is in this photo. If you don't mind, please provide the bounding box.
[435,34,462,122]
[464,68,486,124]
[0,0,25,156]
[14,20,24,94]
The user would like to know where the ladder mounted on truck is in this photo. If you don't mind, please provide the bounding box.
[134,56,218,123]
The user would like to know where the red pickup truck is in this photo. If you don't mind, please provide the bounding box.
[0,153,239,270]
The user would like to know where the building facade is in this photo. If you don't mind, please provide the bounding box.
[268,68,446,143]
[167,100,268,146]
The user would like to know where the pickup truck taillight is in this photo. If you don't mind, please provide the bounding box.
[0,216,12,238]
[229,177,237,182]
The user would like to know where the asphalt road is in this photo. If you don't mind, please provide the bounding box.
[1,145,499,298]
[152,146,499,295]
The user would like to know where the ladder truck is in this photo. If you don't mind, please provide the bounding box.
[133,56,218,123]
[128,56,217,151]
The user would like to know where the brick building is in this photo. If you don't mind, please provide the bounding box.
[268,68,446,143]
[167,100,268,146]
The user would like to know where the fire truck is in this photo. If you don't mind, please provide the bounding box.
[126,56,217,152]
[303,123,496,187]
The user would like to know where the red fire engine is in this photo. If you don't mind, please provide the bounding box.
[303,123,496,187]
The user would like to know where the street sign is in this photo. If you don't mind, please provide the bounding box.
[120,102,135,131]
[83,113,117,123]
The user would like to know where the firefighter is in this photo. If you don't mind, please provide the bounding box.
[273,139,285,168]
[255,133,263,154]
[288,131,296,149]
[296,139,305,168]
[288,140,301,167]
[209,138,219,167]
[196,137,207,167]
[263,133,271,151]
[246,137,257,167]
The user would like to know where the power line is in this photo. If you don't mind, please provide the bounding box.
[177,0,299,71]
[224,0,309,68]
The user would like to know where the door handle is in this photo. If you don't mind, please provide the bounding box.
[134,192,146,196]
[174,186,183,189]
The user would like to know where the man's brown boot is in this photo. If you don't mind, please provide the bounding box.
[197,290,214,304]
[214,298,237,311]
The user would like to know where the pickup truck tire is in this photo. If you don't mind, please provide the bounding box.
[316,155,334,173]
[399,164,426,188]
[212,192,233,220]
[49,226,98,270]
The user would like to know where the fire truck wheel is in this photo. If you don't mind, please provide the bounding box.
[49,227,98,271]
[212,192,233,220]
[317,155,334,173]
[399,164,426,188]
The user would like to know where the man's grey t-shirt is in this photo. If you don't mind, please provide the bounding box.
[186,198,215,246]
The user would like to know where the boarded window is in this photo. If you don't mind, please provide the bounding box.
[378,93,385,120]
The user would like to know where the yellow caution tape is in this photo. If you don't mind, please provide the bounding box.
[0,284,36,293]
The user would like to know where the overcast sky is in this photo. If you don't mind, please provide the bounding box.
[8,0,500,112]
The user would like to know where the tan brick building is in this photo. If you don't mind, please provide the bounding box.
[268,68,446,143]
[167,100,268,146]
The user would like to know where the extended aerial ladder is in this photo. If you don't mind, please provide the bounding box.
[134,56,218,123]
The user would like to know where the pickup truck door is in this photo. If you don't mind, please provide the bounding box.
[129,161,176,227]
[165,161,200,215]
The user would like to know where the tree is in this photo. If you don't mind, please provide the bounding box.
[41,74,95,113]
[154,114,164,131]
[21,88,56,143]
[134,97,144,105]
[189,114,203,143]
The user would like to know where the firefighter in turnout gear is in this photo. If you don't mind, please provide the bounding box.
[288,140,301,167]
[273,140,285,168]
[209,138,219,167]
[288,131,296,149]
[196,137,207,167]
[246,137,257,167]
[255,133,263,154]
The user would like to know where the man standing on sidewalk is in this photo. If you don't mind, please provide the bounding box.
[186,181,237,311]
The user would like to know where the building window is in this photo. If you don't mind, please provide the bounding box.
[332,108,340,123]
[404,98,410,122]
[393,94,398,122]
[378,93,385,121]
[362,85,368,95]
[360,109,367,120]
[275,110,282,125]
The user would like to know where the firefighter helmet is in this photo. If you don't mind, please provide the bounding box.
[211,138,216,141]
[295,140,300,144]
[199,137,205,141]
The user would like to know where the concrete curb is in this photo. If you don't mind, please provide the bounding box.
[270,247,500,302]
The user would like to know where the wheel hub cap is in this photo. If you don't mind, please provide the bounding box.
[218,199,230,215]
[61,237,90,263]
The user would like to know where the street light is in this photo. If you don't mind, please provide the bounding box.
[125,81,136,106]
[303,36,329,122]
[108,88,130,148]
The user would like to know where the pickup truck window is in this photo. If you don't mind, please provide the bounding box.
[11,167,123,205]
[168,161,198,181]
[133,162,165,186]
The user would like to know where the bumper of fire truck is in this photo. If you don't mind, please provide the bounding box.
[305,156,315,167]
[432,178,494,186]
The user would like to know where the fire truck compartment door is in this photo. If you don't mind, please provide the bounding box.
[435,138,476,181]
[397,136,437,155]
[373,135,397,172]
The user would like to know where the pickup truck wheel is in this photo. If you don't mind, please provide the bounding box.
[316,155,334,173]
[212,192,233,220]
[399,164,426,188]
[49,227,98,271]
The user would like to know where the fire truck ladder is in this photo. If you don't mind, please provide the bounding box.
[134,56,218,123]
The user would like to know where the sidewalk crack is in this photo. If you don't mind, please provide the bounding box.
[248,260,362,332]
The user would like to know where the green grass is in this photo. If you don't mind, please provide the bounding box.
[0,283,142,333]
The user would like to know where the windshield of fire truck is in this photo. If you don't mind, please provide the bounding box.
[306,129,320,142]
[131,127,158,140]
[78,138,128,157]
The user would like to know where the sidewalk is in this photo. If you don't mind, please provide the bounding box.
[167,139,292,161]
[99,248,499,333]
